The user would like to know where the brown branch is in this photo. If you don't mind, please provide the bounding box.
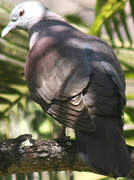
[0,134,133,177]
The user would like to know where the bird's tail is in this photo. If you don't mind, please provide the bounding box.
[75,117,131,177]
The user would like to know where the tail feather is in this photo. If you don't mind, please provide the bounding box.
[75,118,131,177]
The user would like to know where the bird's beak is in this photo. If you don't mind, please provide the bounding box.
[1,21,16,38]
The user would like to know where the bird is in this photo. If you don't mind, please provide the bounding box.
[1,1,131,177]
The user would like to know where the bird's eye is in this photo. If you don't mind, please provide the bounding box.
[19,9,25,17]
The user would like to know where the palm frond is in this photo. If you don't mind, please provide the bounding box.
[89,0,127,36]
[0,2,29,119]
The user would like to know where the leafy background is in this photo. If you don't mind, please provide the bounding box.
[0,0,134,179]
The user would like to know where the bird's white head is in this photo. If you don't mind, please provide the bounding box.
[1,1,47,37]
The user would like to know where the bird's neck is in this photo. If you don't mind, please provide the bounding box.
[28,11,68,50]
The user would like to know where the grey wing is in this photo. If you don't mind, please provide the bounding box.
[40,59,96,132]
[27,42,96,132]
[84,38,126,110]
[82,44,126,129]
[48,93,95,131]
[47,54,125,131]
[43,54,96,132]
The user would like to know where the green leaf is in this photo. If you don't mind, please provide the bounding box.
[129,0,134,21]
[65,14,88,28]
[0,97,11,104]
[0,86,22,95]
[124,107,134,123]
[89,0,127,36]
[112,16,124,46]
[104,20,115,46]
[120,9,133,46]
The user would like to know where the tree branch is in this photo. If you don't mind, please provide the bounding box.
[0,134,133,178]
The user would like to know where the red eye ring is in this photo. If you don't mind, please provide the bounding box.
[19,9,25,17]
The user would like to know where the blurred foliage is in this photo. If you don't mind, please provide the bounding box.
[90,0,127,36]
[0,0,134,179]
